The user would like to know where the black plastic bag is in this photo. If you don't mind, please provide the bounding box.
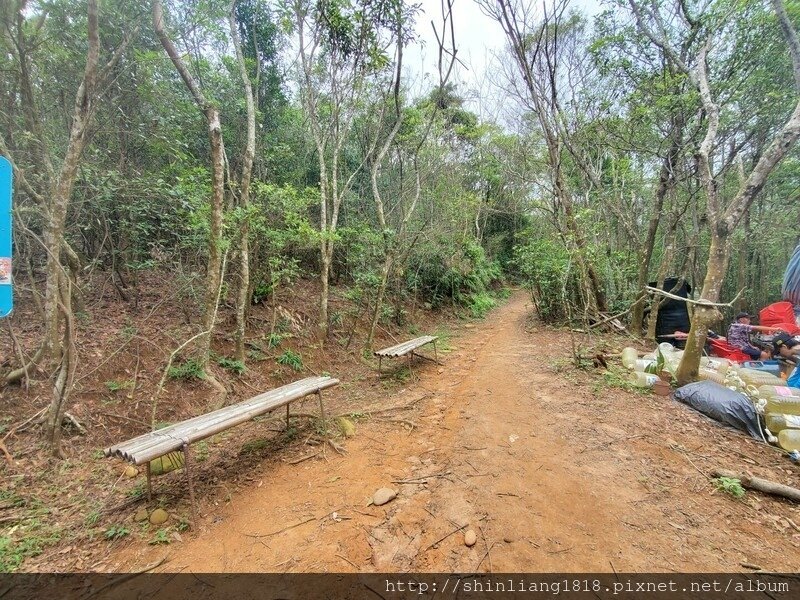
[672,381,763,440]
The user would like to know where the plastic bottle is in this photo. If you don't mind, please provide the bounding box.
[700,357,731,375]
[658,342,675,355]
[778,429,800,451]
[765,395,800,416]
[621,347,638,369]
[737,368,784,387]
[765,413,800,433]
[634,359,656,371]
[757,385,800,400]
[698,368,727,386]
[629,371,659,387]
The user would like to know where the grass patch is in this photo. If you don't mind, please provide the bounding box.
[217,356,246,375]
[0,493,62,572]
[168,358,205,380]
[276,350,303,372]
[104,379,134,392]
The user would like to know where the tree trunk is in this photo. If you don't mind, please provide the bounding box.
[645,237,675,342]
[735,211,750,312]
[42,0,100,362]
[230,3,256,363]
[367,255,392,349]
[153,0,226,367]
[676,230,730,385]
[43,270,76,457]
[319,243,332,337]
[631,124,682,333]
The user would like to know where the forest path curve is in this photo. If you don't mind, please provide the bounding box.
[110,292,800,572]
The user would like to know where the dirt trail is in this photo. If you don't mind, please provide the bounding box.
[111,293,800,572]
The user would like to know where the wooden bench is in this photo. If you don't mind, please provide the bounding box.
[374,335,439,374]
[104,376,339,515]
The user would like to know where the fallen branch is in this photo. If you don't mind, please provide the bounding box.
[712,469,800,503]
[81,555,169,599]
[645,286,744,309]
[392,471,452,485]
[244,516,316,538]
[589,308,631,330]
[284,450,321,465]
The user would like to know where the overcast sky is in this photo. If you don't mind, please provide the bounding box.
[404,0,605,117]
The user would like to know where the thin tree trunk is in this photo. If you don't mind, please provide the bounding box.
[44,270,76,457]
[676,231,729,384]
[42,0,100,362]
[367,256,392,348]
[631,122,682,333]
[153,0,225,368]
[230,2,256,363]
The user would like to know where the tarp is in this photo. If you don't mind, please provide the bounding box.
[759,301,800,335]
[649,277,691,348]
[783,243,800,307]
[673,381,763,440]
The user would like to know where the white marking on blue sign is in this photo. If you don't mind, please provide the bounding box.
[0,156,13,317]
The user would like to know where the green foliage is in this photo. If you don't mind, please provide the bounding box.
[104,525,130,541]
[267,333,284,349]
[644,350,665,375]
[149,529,170,545]
[168,359,206,381]
[276,350,303,371]
[512,237,572,323]
[217,356,246,375]
[466,292,496,318]
[104,379,133,392]
[713,477,746,499]
[407,240,503,309]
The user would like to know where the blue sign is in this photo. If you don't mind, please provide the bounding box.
[0,156,12,317]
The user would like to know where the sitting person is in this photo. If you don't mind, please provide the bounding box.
[772,332,800,363]
[727,311,782,360]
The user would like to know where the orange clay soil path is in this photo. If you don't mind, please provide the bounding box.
[111,292,800,572]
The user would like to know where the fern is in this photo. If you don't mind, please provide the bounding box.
[277,350,303,371]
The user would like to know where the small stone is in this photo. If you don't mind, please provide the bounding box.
[373,488,397,506]
[123,465,138,478]
[133,508,149,522]
[149,508,169,525]
[464,529,477,547]
[503,536,513,544]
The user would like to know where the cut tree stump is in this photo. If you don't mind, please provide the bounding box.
[712,469,800,503]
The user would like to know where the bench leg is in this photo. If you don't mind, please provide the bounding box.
[145,461,152,503]
[378,355,382,374]
[433,340,438,362]
[183,443,197,526]
[317,390,326,421]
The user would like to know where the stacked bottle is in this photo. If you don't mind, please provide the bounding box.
[737,368,784,387]
[765,413,800,432]
[757,383,800,449]
[698,368,727,386]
